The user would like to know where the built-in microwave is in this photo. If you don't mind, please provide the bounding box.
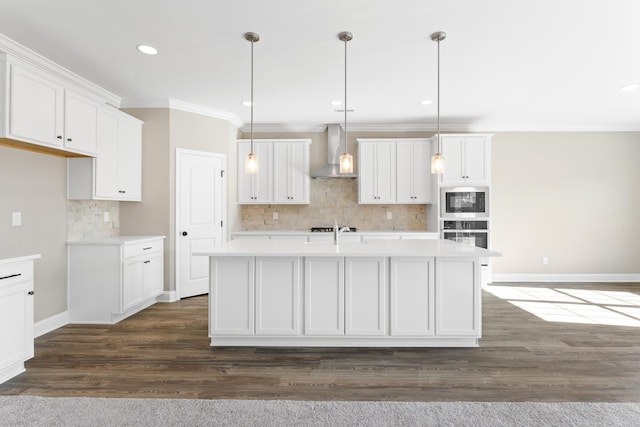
[440,186,489,218]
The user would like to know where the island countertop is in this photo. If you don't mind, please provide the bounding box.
[196,238,500,258]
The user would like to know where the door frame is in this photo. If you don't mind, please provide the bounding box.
[175,148,227,300]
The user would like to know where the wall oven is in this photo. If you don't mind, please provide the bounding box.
[441,220,489,250]
[440,186,489,218]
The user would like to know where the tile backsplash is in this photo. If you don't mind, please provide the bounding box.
[67,200,119,241]
[242,179,427,231]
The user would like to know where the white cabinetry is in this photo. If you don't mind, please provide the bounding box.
[210,256,255,335]
[396,139,432,203]
[438,135,491,185]
[0,255,39,385]
[304,257,344,335]
[67,107,142,201]
[345,257,386,336]
[237,141,271,203]
[255,257,300,335]
[390,257,434,336]
[68,237,165,324]
[435,258,481,337]
[358,140,396,204]
[1,59,99,156]
[273,142,310,204]
[238,139,310,204]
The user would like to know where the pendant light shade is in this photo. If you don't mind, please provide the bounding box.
[338,31,354,174]
[245,32,259,174]
[430,31,446,174]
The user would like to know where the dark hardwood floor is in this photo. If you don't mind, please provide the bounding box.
[1,282,640,402]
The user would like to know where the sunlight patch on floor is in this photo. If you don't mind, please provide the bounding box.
[486,285,640,327]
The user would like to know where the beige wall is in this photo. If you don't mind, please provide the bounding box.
[120,108,238,292]
[0,146,67,322]
[491,132,640,275]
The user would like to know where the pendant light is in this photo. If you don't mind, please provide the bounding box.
[430,31,446,174]
[338,31,354,174]
[245,32,259,174]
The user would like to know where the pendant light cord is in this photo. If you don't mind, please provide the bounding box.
[436,35,440,153]
[343,35,348,155]
[250,37,254,154]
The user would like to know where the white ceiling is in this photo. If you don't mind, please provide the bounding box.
[0,0,639,131]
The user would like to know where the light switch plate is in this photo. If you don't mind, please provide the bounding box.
[273,212,279,220]
[104,211,110,222]
[12,212,22,226]
[386,212,392,220]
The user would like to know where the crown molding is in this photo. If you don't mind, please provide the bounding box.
[0,33,121,106]
[120,98,244,129]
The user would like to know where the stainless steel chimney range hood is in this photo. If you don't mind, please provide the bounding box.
[312,124,357,178]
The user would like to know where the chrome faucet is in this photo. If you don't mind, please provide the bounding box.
[333,219,350,245]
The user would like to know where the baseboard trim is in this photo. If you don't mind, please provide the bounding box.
[158,291,178,303]
[492,273,640,283]
[34,311,69,338]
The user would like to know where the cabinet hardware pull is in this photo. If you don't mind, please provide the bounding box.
[0,273,21,280]
[143,247,152,250]
[118,190,126,194]
[57,135,62,139]
[182,231,188,236]
[28,291,34,295]
[144,260,151,264]
[67,138,72,142]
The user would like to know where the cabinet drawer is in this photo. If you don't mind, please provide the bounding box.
[123,240,163,259]
[0,261,33,287]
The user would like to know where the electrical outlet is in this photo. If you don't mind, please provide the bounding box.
[386,212,392,220]
[273,212,279,220]
[104,211,110,222]
[12,212,22,226]
[542,256,549,265]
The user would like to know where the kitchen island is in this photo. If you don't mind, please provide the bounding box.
[197,239,499,348]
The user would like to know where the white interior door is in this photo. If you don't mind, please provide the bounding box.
[177,149,226,299]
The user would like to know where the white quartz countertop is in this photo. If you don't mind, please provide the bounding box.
[0,254,41,266]
[66,235,166,245]
[233,230,439,236]
[197,238,500,258]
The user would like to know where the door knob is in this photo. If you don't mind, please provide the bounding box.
[182,231,188,236]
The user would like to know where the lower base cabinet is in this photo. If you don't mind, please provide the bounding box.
[0,255,39,385]
[208,255,481,347]
[68,236,165,324]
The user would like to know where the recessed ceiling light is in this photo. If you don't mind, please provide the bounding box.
[242,101,253,107]
[136,44,158,55]
[620,83,639,92]
[420,100,433,105]
[330,100,343,106]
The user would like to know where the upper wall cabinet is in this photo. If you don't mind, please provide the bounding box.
[438,134,491,186]
[0,57,100,157]
[67,106,143,201]
[358,138,432,204]
[237,139,311,205]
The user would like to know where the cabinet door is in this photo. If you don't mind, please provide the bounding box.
[358,142,378,203]
[64,90,98,155]
[210,257,255,335]
[345,257,386,336]
[142,252,164,300]
[304,257,344,335]
[374,141,396,203]
[396,140,431,203]
[122,258,144,312]
[463,137,488,182]
[273,142,310,204]
[117,114,142,200]
[255,257,300,335]
[237,142,271,203]
[94,108,120,198]
[9,64,64,147]
[390,257,434,336]
[435,258,481,337]
[440,137,465,184]
[0,280,34,372]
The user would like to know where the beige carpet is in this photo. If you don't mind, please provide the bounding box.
[1,396,639,426]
